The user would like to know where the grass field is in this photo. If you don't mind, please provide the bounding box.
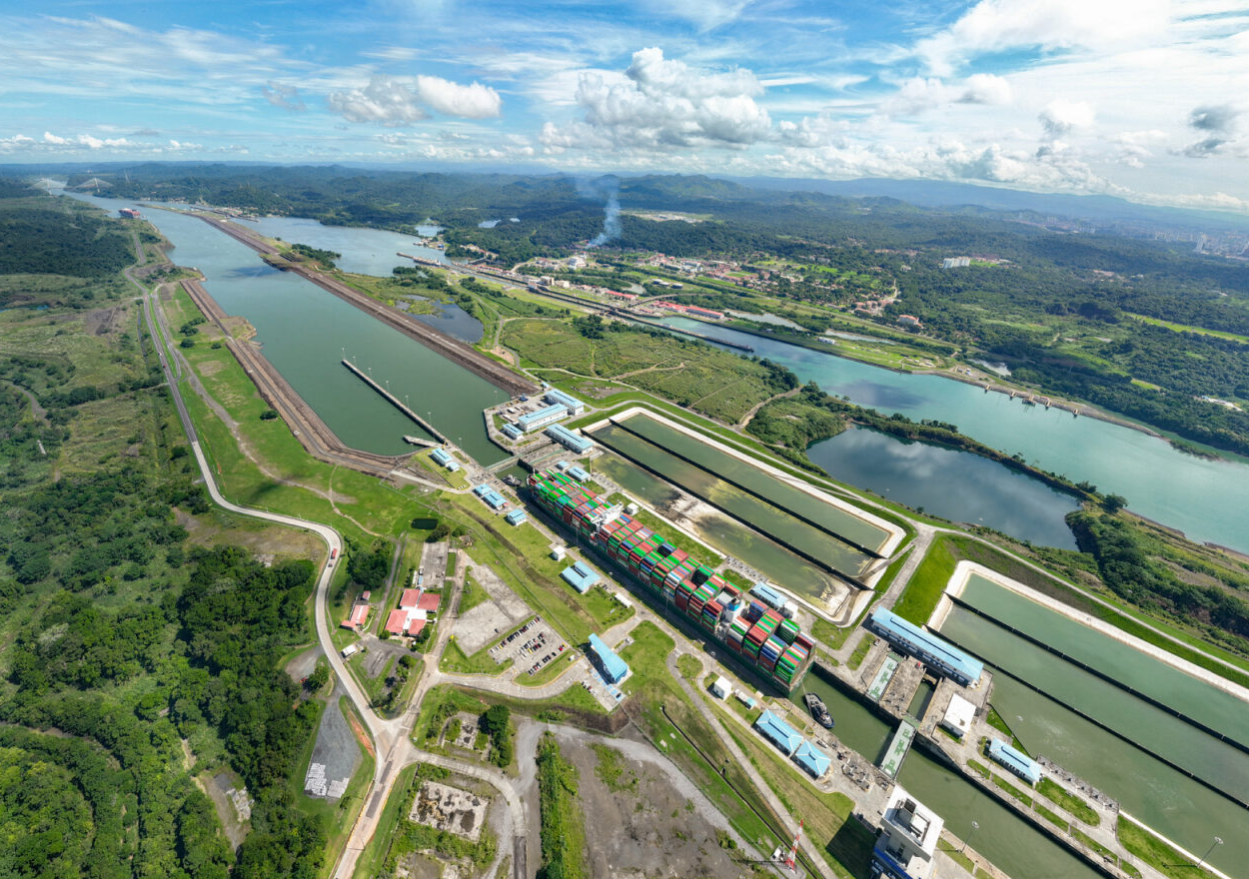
[1126,313,1249,345]
[440,638,511,676]
[1036,777,1099,826]
[1116,817,1218,879]
[892,537,957,625]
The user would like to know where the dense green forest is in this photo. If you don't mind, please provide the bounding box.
[0,195,134,281]
[0,194,328,878]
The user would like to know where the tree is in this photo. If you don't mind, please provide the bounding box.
[1102,494,1128,514]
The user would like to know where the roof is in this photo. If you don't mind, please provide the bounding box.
[431,448,452,465]
[869,607,984,684]
[347,604,369,627]
[988,738,1041,783]
[417,593,440,612]
[517,403,567,428]
[711,674,732,694]
[588,633,629,681]
[751,582,783,606]
[566,466,589,481]
[545,389,584,410]
[754,709,802,754]
[505,509,528,524]
[793,741,831,777]
[399,588,421,609]
[385,608,410,635]
[545,423,594,451]
[561,561,601,593]
[942,694,976,735]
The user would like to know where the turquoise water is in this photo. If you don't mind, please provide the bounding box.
[660,317,1249,553]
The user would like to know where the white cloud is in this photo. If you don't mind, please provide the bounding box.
[0,131,202,154]
[644,0,754,31]
[916,0,1170,75]
[886,74,1013,115]
[541,47,772,152]
[1038,100,1096,137]
[263,82,306,112]
[328,74,501,125]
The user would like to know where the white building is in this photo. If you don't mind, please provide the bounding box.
[941,694,976,739]
[872,786,944,879]
[341,644,358,659]
[710,675,733,699]
[550,546,567,561]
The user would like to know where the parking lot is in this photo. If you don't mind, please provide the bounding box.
[487,616,569,678]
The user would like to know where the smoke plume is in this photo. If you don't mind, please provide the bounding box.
[588,188,621,247]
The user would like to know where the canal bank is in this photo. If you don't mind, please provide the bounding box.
[656,316,1249,554]
[63,191,513,462]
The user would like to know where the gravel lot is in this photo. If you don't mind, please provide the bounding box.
[453,557,531,654]
[303,697,361,802]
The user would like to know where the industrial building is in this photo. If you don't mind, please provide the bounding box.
[710,675,733,699]
[755,709,802,756]
[472,484,508,510]
[871,786,943,879]
[517,403,568,432]
[588,633,628,683]
[750,582,797,619]
[505,509,527,526]
[501,423,524,440]
[543,389,585,415]
[988,738,1042,785]
[561,560,600,594]
[793,741,831,778]
[566,465,589,482]
[430,448,460,471]
[545,423,594,453]
[941,694,976,739]
[867,608,984,687]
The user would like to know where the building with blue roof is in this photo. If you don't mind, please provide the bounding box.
[867,608,984,687]
[501,423,523,440]
[517,403,567,433]
[431,448,451,466]
[505,509,527,526]
[545,423,593,454]
[987,738,1042,785]
[754,709,802,756]
[544,389,585,415]
[472,484,507,510]
[588,633,628,683]
[793,741,831,778]
[561,560,600,594]
[566,465,589,482]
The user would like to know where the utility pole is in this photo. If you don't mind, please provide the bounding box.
[1196,836,1223,868]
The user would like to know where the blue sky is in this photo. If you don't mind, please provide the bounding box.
[3,0,1248,212]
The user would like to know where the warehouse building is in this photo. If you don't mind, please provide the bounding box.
[588,633,629,684]
[544,388,586,415]
[755,709,802,756]
[517,403,568,432]
[505,509,528,526]
[501,423,524,440]
[561,560,600,594]
[988,738,1042,786]
[545,423,594,453]
[793,741,831,779]
[867,608,984,687]
[472,484,508,510]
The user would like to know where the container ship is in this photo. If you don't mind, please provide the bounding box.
[528,467,815,691]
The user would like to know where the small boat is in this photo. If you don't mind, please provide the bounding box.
[502,475,521,487]
[805,692,834,729]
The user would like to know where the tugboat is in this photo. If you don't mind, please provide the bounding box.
[502,474,522,487]
[804,692,834,729]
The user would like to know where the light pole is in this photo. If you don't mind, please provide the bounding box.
[1196,836,1223,868]
[961,821,979,853]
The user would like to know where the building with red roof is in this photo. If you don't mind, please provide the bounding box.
[417,593,440,612]
[399,588,421,609]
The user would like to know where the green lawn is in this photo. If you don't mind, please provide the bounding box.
[892,537,957,625]
[1116,817,1218,879]
[460,571,489,613]
[440,638,512,677]
[1126,313,1249,345]
[1037,777,1099,826]
[847,634,875,670]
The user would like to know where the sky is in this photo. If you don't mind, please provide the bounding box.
[2,0,1248,213]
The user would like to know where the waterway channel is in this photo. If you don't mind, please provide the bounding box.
[67,192,508,462]
[659,316,1249,554]
[937,582,1249,875]
[792,670,1103,879]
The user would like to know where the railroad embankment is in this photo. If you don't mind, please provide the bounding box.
[194,214,537,396]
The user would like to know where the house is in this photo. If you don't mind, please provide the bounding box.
[340,603,369,630]
[385,609,426,638]
[897,314,923,329]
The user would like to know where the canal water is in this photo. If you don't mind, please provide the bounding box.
[659,317,1249,554]
[792,671,1103,879]
[959,575,1249,742]
[591,423,872,576]
[589,452,850,609]
[248,215,447,274]
[67,192,508,462]
[620,413,892,550]
[808,428,1079,549]
[936,585,1249,875]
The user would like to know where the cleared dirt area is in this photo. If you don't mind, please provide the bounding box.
[197,769,250,851]
[408,780,489,841]
[453,557,531,655]
[303,696,361,801]
[548,731,752,879]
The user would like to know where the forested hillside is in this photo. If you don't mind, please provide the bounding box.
[0,194,327,878]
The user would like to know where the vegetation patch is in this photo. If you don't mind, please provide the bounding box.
[536,733,588,879]
[847,634,876,670]
[1037,777,1099,826]
[892,537,956,625]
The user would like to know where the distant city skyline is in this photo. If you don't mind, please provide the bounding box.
[2,0,1247,213]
